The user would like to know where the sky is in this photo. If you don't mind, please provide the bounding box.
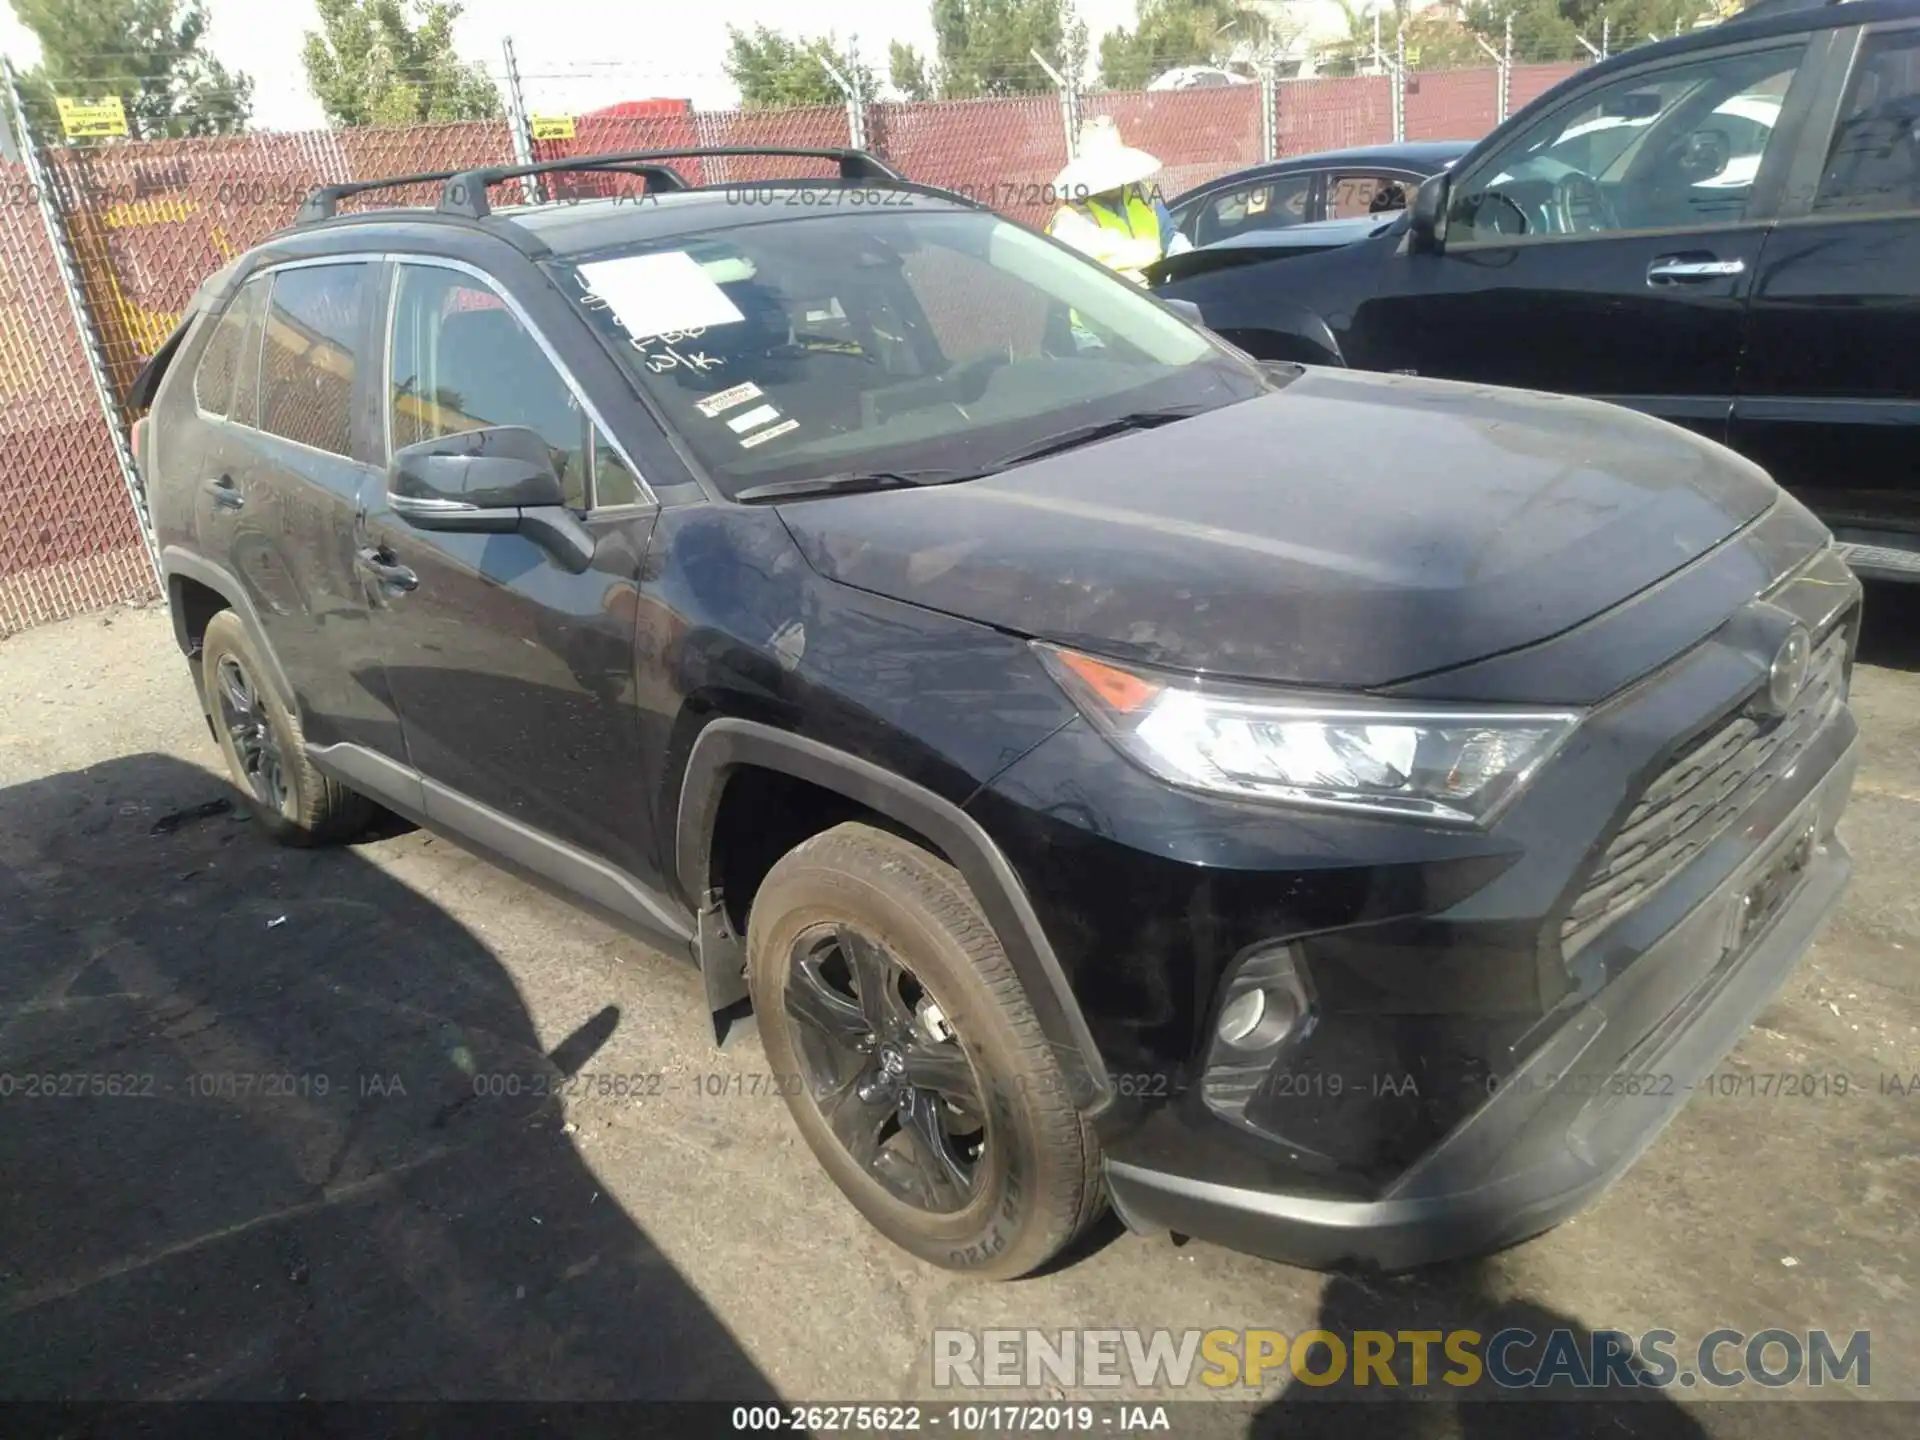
[0,0,1160,132]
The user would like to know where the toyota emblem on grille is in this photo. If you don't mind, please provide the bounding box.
[1757,625,1812,719]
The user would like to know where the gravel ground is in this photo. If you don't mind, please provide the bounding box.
[0,593,1915,1433]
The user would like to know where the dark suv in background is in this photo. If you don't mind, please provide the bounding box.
[1155,0,1920,582]
[134,146,1860,1278]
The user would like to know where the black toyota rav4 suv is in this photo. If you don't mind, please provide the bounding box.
[133,146,1861,1279]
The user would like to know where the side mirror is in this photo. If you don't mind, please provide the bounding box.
[389,425,595,574]
[1408,171,1450,254]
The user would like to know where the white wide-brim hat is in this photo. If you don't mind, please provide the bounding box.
[1053,117,1162,195]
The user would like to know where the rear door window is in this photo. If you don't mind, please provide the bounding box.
[1192,173,1313,244]
[1326,171,1417,219]
[258,263,373,458]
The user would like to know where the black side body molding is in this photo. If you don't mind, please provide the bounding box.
[675,718,1115,1115]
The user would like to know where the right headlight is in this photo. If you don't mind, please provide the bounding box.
[1036,644,1581,826]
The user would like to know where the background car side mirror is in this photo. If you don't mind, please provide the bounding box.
[1160,296,1207,326]
[1408,172,1450,254]
[389,425,596,573]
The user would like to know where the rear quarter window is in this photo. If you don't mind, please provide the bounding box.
[192,289,256,417]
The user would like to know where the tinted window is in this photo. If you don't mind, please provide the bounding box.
[258,264,370,457]
[191,279,263,417]
[228,275,269,429]
[1192,173,1312,244]
[1814,29,1920,216]
[389,264,620,509]
[1450,45,1805,242]
[552,209,1257,500]
[1327,171,1415,219]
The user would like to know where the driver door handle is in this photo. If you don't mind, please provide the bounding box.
[204,474,244,510]
[356,547,418,592]
[1647,255,1746,285]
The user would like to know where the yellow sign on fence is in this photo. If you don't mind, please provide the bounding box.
[530,115,576,140]
[55,96,129,140]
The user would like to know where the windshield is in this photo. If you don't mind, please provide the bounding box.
[547,208,1267,499]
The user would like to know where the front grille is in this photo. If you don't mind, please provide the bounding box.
[1560,626,1850,956]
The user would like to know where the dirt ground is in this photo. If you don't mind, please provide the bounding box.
[0,591,1915,1433]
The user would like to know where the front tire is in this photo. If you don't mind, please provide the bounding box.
[200,610,372,847]
[748,822,1103,1279]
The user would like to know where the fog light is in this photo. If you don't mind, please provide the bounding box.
[1217,988,1267,1046]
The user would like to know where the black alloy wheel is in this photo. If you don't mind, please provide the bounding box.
[213,652,289,817]
[783,922,989,1214]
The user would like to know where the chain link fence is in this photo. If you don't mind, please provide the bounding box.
[2,56,1596,633]
[0,160,155,633]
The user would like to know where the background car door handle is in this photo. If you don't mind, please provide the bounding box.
[1646,256,1746,285]
[203,475,244,510]
[356,547,418,592]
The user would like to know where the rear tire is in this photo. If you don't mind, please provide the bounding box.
[200,609,373,847]
[748,821,1103,1279]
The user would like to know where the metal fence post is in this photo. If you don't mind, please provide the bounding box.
[501,36,542,204]
[1029,48,1077,164]
[1260,44,1279,162]
[1393,28,1407,143]
[2,57,160,592]
[818,37,868,151]
[1475,31,1507,124]
[1502,15,1514,121]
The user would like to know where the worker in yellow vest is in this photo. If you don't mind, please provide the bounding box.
[1044,118,1192,284]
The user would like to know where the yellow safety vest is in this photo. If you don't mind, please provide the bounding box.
[1048,190,1167,285]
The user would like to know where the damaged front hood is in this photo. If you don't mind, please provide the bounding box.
[777,368,1781,689]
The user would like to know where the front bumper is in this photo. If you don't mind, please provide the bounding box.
[1104,735,1857,1270]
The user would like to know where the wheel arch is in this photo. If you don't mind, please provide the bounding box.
[162,547,297,715]
[675,718,1113,1115]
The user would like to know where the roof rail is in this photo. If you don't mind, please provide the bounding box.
[437,146,909,219]
[296,168,472,224]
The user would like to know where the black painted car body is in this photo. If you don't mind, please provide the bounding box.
[1153,0,1920,583]
[138,158,1861,1271]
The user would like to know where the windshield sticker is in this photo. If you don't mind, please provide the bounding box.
[726,403,782,434]
[739,418,799,450]
[575,252,746,341]
[695,381,764,418]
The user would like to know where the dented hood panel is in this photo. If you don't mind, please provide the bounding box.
[777,368,1780,690]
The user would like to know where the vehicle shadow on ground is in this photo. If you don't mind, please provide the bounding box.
[1856,580,1920,671]
[0,752,777,1404]
[1246,1259,1716,1440]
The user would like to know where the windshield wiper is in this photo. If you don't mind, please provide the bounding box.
[977,407,1207,472]
[731,409,1208,503]
[732,470,969,504]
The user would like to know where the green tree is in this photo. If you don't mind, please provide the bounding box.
[301,0,501,128]
[930,0,1068,99]
[724,25,878,108]
[1097,1,1270,90]
[890,40,934,100]
[7,0,252,140]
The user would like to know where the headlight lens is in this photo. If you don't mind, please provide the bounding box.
[1037,645,1580,824]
